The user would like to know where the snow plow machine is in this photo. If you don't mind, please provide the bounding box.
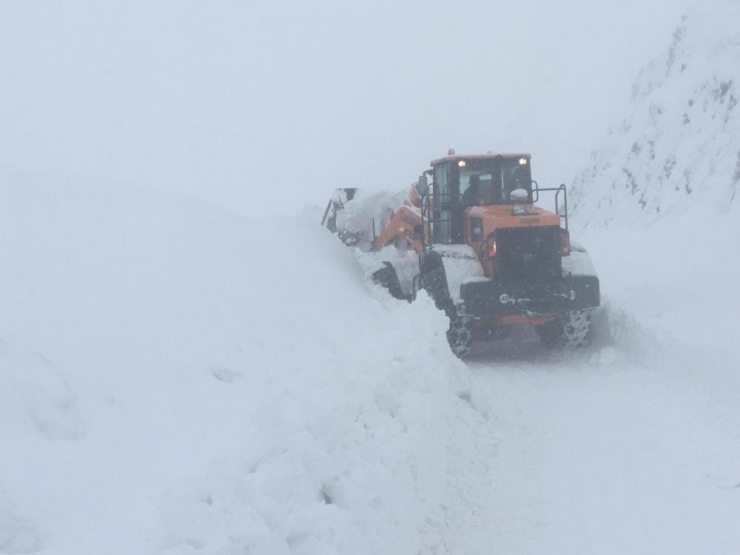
[322,150,600,358]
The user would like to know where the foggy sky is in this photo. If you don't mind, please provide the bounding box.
[1,0,692,217]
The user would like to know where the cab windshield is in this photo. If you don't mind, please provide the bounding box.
[459,158,532,205]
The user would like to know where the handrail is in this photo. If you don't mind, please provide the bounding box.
[533,182,568,230]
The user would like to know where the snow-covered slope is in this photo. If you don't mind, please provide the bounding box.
[0,174,479,554]
[571,0,740,226]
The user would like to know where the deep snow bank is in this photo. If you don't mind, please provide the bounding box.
[0,174,470,554]
[571,0,740,227]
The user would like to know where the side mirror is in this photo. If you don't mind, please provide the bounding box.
[416,175,429,196]
[531,179,540,203]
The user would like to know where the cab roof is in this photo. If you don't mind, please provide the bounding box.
[430,152,531,166]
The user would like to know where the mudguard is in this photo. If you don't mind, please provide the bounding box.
[420,246,485,309]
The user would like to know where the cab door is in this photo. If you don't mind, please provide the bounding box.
[432,162,464,244]
[432,163,451,244]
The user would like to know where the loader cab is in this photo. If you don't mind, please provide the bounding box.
[429,153,533,244]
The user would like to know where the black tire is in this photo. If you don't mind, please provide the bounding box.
[421,267,449,311]
[536,310,593,348]
[447,313,474,358]
[419,254,473,359]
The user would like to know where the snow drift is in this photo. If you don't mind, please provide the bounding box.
[0,173,475,554]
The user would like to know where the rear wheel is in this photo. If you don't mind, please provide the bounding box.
[536,310,593,348]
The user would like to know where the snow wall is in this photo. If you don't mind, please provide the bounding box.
[0,174,480,555]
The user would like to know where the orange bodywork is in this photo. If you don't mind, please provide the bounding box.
[372,185,565,327]
[373,186,427,253]
[481,314,556,327]
[464,204,561,327]
[429,152,531,166]
[465,204,560,279]
[374,196,560,269]
[321,151,596,344]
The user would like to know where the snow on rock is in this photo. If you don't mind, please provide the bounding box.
[571,0,740,227]
[0,173,470,554]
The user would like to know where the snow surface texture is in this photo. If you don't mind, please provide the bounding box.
[571,0,740,227]
[0,174,477,554]
[4,6,740,549]
[4,166,740,554]
[5,172,739,554]
[354,246,419,297]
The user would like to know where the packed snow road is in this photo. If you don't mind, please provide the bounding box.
[453,338,740,554]
[430,220,740,554]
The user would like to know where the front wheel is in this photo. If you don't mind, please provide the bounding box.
[447,313,474,358]
[536,310,593,348]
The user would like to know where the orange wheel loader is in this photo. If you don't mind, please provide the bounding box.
[322,150,600,358]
